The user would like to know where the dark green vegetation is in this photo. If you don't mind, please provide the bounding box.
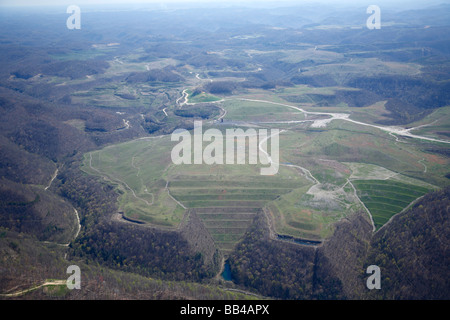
[352,180,433,229]
[0,2,449,300]
[0,179,78,244]
[364,187,450,300]
[173,103,221,119]
[0,226,252,299]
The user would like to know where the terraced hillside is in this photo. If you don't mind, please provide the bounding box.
[352,179,433,229]
[168,174,307,255]
[82,132,312,256]
[192,207,260,255]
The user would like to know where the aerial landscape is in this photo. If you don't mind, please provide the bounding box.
[0,0,449,306]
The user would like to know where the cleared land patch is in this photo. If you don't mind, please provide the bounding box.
[221,99,306,122]
[351,179,432,229]
[186,89,222,103]
[168,164,310,255]
[81,136,186,228]
[81,86,448,255]
[82,130,313,255]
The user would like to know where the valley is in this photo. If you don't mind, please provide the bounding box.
[0,1,449,302]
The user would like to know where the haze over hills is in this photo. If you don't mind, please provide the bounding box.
[0,1,449,304]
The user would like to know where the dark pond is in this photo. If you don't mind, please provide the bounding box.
[221,261,233,281]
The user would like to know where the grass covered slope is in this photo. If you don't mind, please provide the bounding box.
[81,89,449,245]
[81,136,185,228]
[81,129,312,255]
[352,179,432,229]
[168,163,310,255]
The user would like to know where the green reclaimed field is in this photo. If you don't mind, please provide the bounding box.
[80,88,449,251]
[186,89,221,103]
[221,99,306,122]
[81,136,186,227]
[168,161,311,255]
[165,130,312,253]
[352,179,433,229]
[81,126,314,254]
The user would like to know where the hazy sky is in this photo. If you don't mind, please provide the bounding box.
[0,0,445,7]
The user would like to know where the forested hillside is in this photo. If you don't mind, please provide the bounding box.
[228,187,450,300]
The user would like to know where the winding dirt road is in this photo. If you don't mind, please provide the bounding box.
[238,98,449,144]
[44,168,58,190]
[0,280,67,298]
